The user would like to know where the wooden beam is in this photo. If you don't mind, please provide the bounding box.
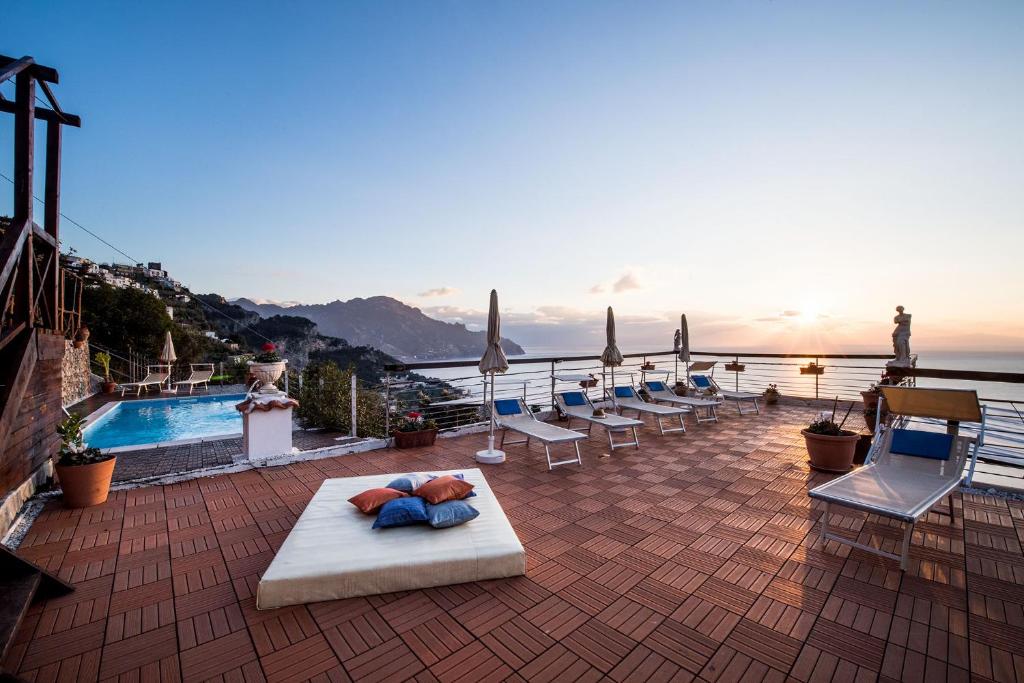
[0,100,81,128]
[13,72,35,227]
[0,56,34,84]
[32,224,57,250]
[0,55,58,83]
[0,220,29,296]
[0,322,27,354]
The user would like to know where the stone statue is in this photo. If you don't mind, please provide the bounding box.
[673,329,681,353]
[888,305,912,366]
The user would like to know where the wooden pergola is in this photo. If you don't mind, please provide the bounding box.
[0,55,81,452]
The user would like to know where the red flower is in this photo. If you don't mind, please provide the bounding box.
[407,411,422,419]
[261,342,276,352]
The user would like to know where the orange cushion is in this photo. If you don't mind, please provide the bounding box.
[348,488,408,515]
[413,475,475,505]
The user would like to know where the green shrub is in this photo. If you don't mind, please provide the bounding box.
[295,361,386,437]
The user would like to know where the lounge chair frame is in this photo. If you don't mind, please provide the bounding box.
[554,392,642,451]
[689,374,760,415]
[641,381,720,424]
[120,365,170,396]
[493,399,585,470]
[175,363,215,394]
[810,388,987,570]
[607,386,686,435]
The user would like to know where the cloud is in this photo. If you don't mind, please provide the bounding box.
[589,284,605,294]
[781,310,801,317]
[418,286,460,298]
[612,271,642,293]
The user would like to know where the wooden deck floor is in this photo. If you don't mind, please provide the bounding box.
[4,404,1023,682]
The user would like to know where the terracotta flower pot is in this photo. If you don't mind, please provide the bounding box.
[763,391,780,405]
[861,390,888,431]
[56,457,117,508]
[392,429,438,449]
[802,429,859,473]
[102,381,118,395]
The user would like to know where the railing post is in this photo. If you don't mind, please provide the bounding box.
[384,371,391,436]
[734,355,740,392]
[815,356,820,400]
[550,361,556,412]
[350,374,357,437]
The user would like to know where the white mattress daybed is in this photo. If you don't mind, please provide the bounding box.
[256,468,525,609]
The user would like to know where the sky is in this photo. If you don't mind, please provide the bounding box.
[3,1,1023,353]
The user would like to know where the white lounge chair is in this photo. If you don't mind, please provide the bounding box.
[555,391,643,451]
[175,363,214,394]
[120,366,170,396]
[809,387,986,570]
[641,380,721,424]
[493,399,585,470]
[689,374,760,415]
[608,386,687,435]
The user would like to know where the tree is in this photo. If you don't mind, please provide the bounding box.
[81,283,172,359]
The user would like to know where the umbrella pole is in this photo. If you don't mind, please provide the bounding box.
[611,365,617,412]
[488,372,495,452]
[476,370,506,464]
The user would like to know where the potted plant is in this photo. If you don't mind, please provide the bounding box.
[393,411,438,449]
[861,372,896,431]
[54,414,116,508]
[763,384,780,405]
[95,351,117,394]
[641,362,655,371]
[247,342,287,393]
[801,399,859,473]
[73,324,90,349]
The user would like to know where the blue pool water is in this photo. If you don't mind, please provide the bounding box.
[84,393,246,449]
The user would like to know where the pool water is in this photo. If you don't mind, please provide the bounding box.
[84,393,247,449]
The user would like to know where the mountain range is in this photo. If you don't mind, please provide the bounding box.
[233,296,524,361]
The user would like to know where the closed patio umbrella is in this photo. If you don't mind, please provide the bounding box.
[159,330,177,391]
[601,307,623,410]
[679,314,690,389]
[476,289,509,464]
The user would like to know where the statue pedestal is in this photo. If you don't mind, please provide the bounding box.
[236,392,299,460]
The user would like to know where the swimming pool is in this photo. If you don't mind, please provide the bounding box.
[84,393,247,450]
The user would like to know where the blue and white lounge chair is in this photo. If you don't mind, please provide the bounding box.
[641,380,720,424]
[493,399,585,470]
[689,374,760,415]
[608,386,686,435]
[555,391,643,451]
[809,387,986,570]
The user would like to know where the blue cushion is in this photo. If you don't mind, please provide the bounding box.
[647,381,666,392]
[427,472,475,498]
[385,474,430,493]
[494,399,522,416]
[691,375,712,389]
[890,429,953,461]
[561,392,587,406]
[425,500,480,529]
[614,386,635,398]
[373,496,429,528]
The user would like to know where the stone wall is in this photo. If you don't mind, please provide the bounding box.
[62,339,95,407]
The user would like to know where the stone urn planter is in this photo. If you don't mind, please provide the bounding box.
[393,429,438,449]
[56,457,117,508]
[73,325,90,349]
[248,360,287,393]
[802,429,860,473]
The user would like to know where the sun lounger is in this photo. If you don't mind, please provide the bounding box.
[689,374,760,415]
[555,391,643,451]
[492,399,586,470]
[608,386,686,435]
[809,387,986,570]
[119,366,169,396]
[174,363,214,394]
[641,381,721,424]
